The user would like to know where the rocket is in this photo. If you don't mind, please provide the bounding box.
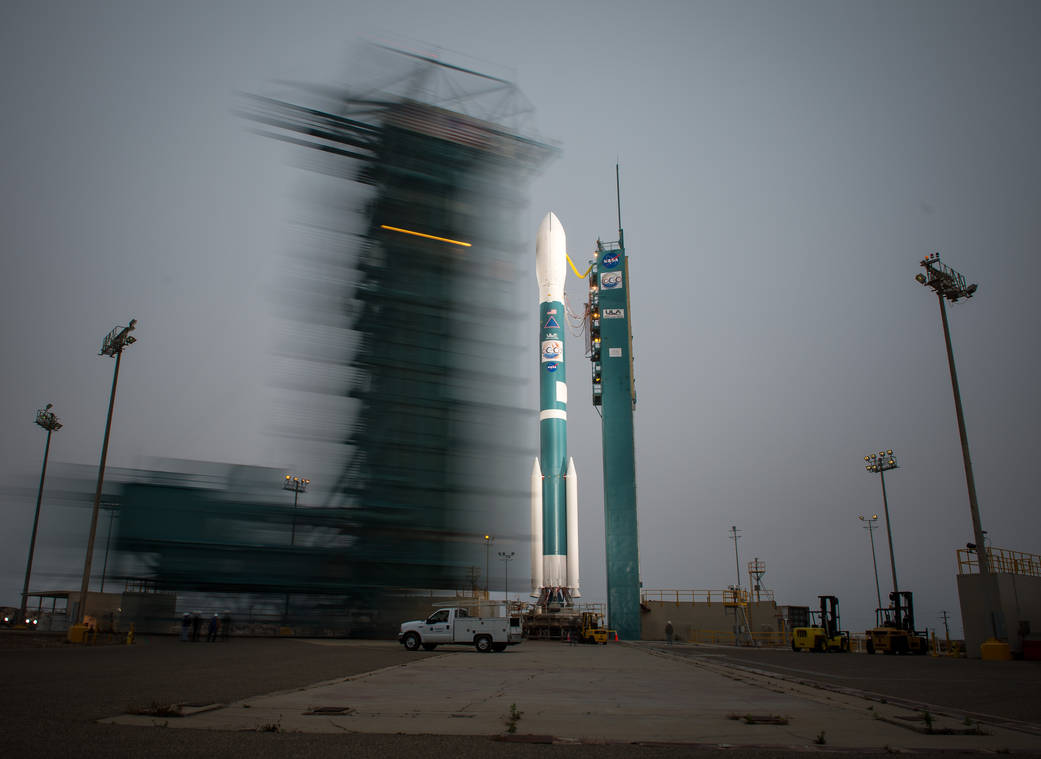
[531,212,580,599]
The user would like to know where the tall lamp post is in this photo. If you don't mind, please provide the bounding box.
[483,535,493,596]
[283,475,310,545]
[78,320,137,622]
[498,551,515,603]
[21,404,63,621]
[282,475,309,624]
[864,450,899,613]
[915,252,1001,639]
[857,514,883,611]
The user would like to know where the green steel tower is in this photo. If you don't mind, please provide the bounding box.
[587,170,641,639]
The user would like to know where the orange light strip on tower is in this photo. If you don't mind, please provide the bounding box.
[379,225,472,247]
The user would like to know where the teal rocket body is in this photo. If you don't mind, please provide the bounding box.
[539,299,567,557]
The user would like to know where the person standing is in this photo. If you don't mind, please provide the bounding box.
[180,613,191,642]
[191,612,202,642]
[207,614,219,642]
[665,620,674,645]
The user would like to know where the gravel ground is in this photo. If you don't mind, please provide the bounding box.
[1,632,1036,759]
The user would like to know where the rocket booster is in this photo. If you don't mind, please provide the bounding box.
[532,212,580,597]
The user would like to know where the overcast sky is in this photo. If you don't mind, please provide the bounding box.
[3,0,1039,637]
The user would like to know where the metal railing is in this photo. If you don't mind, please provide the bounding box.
[957,546,1041,577]
[680,629,789,647]
[641,588,775,605]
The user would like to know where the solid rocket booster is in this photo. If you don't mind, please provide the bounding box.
[532,212,580,597]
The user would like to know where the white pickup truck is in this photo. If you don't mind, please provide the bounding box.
[398,607,523,652]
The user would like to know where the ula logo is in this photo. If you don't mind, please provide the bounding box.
[546,361,559,372]
[600,272,622,290]
[541,340,562,361]
[602,251,620,268]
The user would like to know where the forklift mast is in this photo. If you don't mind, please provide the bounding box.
[818,595,840,639]
[878,591,916,632]
[895,591,915,632]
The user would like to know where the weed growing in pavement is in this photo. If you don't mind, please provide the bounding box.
[257,718,283,733]
[505,703,523,734]
[922,710,934,731]
[814,730,826,745]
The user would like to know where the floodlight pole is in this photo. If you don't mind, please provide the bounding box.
[936,288,988,568]
[498,551,515,602]
[864,452,899,606]
[858,514,883,610]
[21,405,63,621]
[916,254,1000,639]
[281,475,309,624]
[483,535,493,596]
[78,320,137,622]
[283,475,310,545]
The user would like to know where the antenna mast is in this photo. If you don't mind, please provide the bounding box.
[615,163,624,249]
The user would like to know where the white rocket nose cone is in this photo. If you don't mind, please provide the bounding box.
[536,212,567,303]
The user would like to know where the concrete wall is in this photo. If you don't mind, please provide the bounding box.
[957,572,1041,657]
[641,600,782,642]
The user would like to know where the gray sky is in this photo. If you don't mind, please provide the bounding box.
[3,0,1040,637]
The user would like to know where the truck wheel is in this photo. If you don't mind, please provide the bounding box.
[475,635,492,653]
[813,638,825,653]
[792,640,799,652]
[422,643,437,651]
[492,643,507,652]
[402,633,421,651]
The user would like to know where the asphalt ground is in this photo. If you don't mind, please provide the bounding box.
[2,631,1039,759]
[651,643,1041,726]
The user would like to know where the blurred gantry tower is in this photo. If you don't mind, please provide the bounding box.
[244,47,556,593]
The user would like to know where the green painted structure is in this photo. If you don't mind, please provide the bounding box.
[588,221,641,640]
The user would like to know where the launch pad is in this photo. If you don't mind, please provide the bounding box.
[522,588,607,640]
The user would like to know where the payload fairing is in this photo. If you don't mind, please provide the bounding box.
[531,212,580,599]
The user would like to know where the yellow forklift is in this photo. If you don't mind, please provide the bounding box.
[865,591,929,654]
[792,595,850,652]
[577,611,608,644]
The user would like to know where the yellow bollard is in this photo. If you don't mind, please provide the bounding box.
[980,638,1012,661]
[125,623,136,645]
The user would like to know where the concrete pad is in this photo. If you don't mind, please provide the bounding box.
[105,641,1040,751]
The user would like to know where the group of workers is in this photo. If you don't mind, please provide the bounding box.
[180,611,231,642]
